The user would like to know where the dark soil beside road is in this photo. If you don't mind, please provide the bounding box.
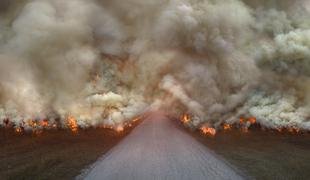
[0,123,138,180]
[186,126,310,180]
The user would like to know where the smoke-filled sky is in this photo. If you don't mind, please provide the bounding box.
[0,0,309,130]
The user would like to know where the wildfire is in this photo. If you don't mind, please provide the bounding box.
[275,127,302,134]
[52,123,57,128]
[15,127,22,134]
[67,116,78,133]
[27,120,37,128]
[116,125,124,133]
[288,127,300,134]
[239,117,257,125]
[237,117,258,133]
[2,114,306,137]
[239,117,245,124]
[223,124,232,130]
[101,125,114,129]
[132,117,140,122]
[200,126,216,136]
[248,117,256,124]
[40,120,49,128]
[181,114,190,123]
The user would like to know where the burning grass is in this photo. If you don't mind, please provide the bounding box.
[176,115,310,180]
[194,129,310,180]
[180,114,305,136]
[0,120,140,180]
[2,115,141,136]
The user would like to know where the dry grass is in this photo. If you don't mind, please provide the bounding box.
[187,127,310,180]
[0,125,137,180]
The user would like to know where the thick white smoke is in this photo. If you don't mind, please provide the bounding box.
[0,0,309,131]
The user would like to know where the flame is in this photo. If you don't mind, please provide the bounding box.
[132,117,140,122]
[52,124,57,128]
[239,117,245,124]
[200,126,216,136]
[4,114,305,136]
[40,120,49,128]
[248,117,256,124]
[15,127,22,134]
[294,128,300,133]
[27,120,37,128]
[223,124,232,130]
[67,116,78,133]
[181,114,190,123]
[288,127,300,134]
[101,125,114,129]
[276,127,301,133]
[116,126,124,132]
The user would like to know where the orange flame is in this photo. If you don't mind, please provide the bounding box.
[288,127,300,134]
[223,124,232,130]
[67,116,78,133]
[101,125,114,129]
[52,124,57,128]
[294,128,300,133]
[276,127,301,133]
[116,126,124,133]
[200,126,216,136]
[181,114,190,123]
[248,117,256,124]
[27,120,36,128]
[40,120,49,128]
[239,117,245,124]
[132,117,140,122]
[15,127,22,134]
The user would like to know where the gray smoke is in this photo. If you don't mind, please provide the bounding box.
[0,0,309,131]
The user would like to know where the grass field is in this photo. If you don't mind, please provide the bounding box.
[3,118,310,180]
[0,125,137,180]
[189,127,310,180]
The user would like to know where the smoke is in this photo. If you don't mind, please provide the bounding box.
[0,0,309,131]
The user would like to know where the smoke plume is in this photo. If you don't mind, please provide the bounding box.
[0,0,309,131]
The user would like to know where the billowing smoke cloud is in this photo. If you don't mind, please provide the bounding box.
[0,0,309,131]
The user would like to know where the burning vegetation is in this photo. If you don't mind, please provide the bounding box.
[200,126,217,136]
[67,116,78,133]
[181,114,191,124]
[1,116,141,136]
[179,114,305,136]
[0,0,309,136]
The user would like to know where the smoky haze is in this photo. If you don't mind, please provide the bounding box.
[0,0,309,130]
